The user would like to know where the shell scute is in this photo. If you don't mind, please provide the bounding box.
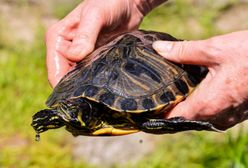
[46,30,207,113]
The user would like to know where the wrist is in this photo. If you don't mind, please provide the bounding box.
[134,0,167,15]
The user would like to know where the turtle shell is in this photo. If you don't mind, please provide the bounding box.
[46,30,207,113]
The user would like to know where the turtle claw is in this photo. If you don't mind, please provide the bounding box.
[139,117,222,134]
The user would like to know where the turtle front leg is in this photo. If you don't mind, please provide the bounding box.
[139,117,221,134]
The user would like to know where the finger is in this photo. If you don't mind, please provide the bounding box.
[55,37,71,57]
[46,53,71,88]
[57,2,84,40]
[166,73,230,121]
[59,23,77,41]
[165,78,210,120]
[45,3,84,87]
[66,9,104,61]
[46,28,72,87]
[153,40,216,66]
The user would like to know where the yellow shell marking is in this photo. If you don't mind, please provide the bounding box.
[92,127,139,136]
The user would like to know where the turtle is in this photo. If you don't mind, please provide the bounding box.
[31,30,219,140]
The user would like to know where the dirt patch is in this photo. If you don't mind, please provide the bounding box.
[72,133,158,167]
[0,134,28,149]
[0,1,58,47]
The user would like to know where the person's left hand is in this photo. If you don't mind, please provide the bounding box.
[46,0,166,87]
[153,31,248,130]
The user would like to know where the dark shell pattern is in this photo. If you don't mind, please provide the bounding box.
[46,30,207,113]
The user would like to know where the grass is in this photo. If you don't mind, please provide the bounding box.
[52,0,82,19]
[130,129,248,168]
[0,26,90,167]
[0,0,247,167]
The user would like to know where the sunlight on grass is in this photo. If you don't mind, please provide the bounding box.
[0,24,91,167]
[129,128,248,168]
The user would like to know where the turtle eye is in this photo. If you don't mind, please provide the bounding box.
[69,108,78,118]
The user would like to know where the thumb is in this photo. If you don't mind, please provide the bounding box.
[153,40,215,66]
[66,10,103,62]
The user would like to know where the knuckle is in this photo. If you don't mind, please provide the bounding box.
[66,42,95,62]
[174,41,188,61]
[203,38,222,61]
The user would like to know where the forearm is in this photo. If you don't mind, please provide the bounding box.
[135,0,168,15]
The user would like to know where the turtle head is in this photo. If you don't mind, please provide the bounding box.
[32,102,84,131]
[31,99,96,139]
[31,109,65,141]
[55,100,97,136]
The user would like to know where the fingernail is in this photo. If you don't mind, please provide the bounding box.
[153,41,173,54]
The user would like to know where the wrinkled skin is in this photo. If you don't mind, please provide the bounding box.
[46,0,165,87]
[46,0,248,130]
[153,31,248,130]
[46,0,165,86]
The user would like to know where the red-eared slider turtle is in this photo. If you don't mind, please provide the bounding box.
[32,30,219,140]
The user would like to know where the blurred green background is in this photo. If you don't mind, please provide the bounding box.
[0,0,247,167]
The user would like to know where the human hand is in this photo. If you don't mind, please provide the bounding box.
[153,31,248,130]
[46,0,166,87]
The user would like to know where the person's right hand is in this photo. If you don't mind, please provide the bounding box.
[46,0,166,87]
[153,31,248,130]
